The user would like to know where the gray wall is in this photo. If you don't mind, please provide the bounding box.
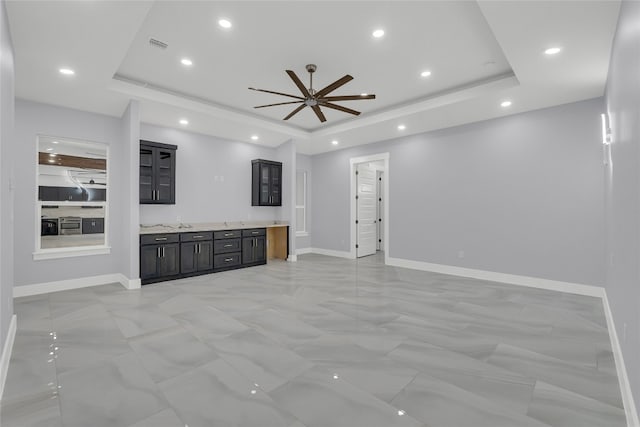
[604,0,640,412]
[296,153,312,250]
[139,124,283,225]
[312,98,606,286]
[13,100,125,286]
[121,101,141,281]
[0,0,14,350]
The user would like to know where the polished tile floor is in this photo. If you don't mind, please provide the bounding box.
[1,253,627,427]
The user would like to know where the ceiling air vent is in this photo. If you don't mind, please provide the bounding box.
[149,37,168,50]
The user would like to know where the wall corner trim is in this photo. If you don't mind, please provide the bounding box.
[287,254,298,262]
[602,292,640,427]
[13,273,140,298]
[0,314,17,401]
[296,248,312,255]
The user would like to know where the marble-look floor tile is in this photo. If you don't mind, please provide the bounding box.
[172,305,249,342]
[487,343,623,409]
[390,373,550,427]
[209,329,314,392]
[238,308,325,348]
[159,358,302,427]
[526,381,626,427]
[156,293,208,315]
[0,393,62,427]
[57,352,168,427]
[293,334,383,363]
[129,326,219,383]
[269,366,423,427]
[111,304,179,338]
[388,340,535,414]
[127,408,185,427]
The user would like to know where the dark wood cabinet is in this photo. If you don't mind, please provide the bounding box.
[242,228,266,265]
[82,217,104,234]
[252,159,282,206]
[140,140,177,205]
[140,234,180,283]
[180,232,213,274]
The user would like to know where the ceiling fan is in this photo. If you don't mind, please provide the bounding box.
[249,64,376,123]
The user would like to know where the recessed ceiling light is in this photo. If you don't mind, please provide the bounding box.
[544,47,561,55]
[180,58,193,66]
[500,100,512,108]
[218,18,232,29]
[360,93,368,97]
[179,119,189,125]
[398,410,406,416]
[46,148,53,151]
[420,70,431,78]
[397,124,406,130]
[52,141,59,144]
[59,68,75,75]
[372,29,385,38]
[251,135,259,141]
[331,140,339,146]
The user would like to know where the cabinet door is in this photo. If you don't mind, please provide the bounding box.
[39,186,59,201]
[242,237,255,264]
[260,164,271,205]
[269,164,281,206]
[159,243,180,277]
[140,245,159,280]
[180,242,197,274]
[155,148,175,204]
[254,236,266,262]
[82,218,104,234]
[196,241,214,271]
[139,145,155,203]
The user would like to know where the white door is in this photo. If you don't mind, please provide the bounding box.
[357,163,377,257]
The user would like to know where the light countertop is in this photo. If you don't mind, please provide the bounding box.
[139,220,289,235]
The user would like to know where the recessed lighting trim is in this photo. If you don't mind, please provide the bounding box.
[331,140,339,146]
[372,29,385,38]
[181,58,193,66]
[218,18,232,29]
[59,68,75,75]
[251,135,259,141]
[179,119,189,125]
[52,141,59,144]
[360,93,368,97]
[544,47,561,55]
[397,124,406,130]
[420,70,431,78]
[500,100,512,108]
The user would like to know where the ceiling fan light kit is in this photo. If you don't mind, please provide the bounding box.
[249,64,376,123]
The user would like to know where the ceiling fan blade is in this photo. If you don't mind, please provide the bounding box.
[285,70,311,97]
[319,102,361,116]
[249,87,304,100]
[320,94,376,101]
[283,104,306,120]
[315,75,354,98]
[254,101,304,109]
[311,105,327,123]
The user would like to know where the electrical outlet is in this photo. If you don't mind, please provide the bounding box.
[458,250,465,259]
[176,215,181,222]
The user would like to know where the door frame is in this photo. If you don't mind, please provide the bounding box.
[350,153,389,262]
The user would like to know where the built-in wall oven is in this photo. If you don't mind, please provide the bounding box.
[59,217,82,235]
[41,218,59,236]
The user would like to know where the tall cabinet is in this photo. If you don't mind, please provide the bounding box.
[140,140,177,204]
[251,159,282,206]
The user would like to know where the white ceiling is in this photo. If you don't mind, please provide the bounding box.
[6,1,621,155]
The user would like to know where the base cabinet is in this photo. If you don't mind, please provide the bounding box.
[141,227,272,284]
[140,240,180,282]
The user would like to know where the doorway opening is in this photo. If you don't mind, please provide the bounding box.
[350,153,389,262]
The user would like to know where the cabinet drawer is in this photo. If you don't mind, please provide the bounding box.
[214,252,241,268]
[140,233,179,245]
[242,228,266,237]
[82,217,104,234]
[214,238,241,253]
[214,230,241,240]
[180,232,213,242]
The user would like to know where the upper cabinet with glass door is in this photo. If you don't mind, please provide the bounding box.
[251,159,282,206]
[140,140,177,204]
[36,136,109,257]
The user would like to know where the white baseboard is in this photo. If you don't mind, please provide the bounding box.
[13,273,140,297]
[287,254,298,262]
[386,257,604,297]
[602,292,639,427]
[296,248,312,255]
[309,248,355,259]
[0,314,17,401]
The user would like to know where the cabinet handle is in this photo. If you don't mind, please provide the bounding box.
[224,233,233,237]
[193,235,204,239]
[224,244,233,248]
[252,231,259,235]
[224,257,233,262]
[155,237,167,241]
[157,247,160,258]
[197,243,201,253]
[162,246,165,257]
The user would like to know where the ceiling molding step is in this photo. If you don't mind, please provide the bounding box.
[109,75,311,140]
[311,71,519,138]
